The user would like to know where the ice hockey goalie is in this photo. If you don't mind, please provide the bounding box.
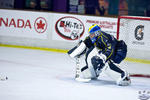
[68,24,131,86]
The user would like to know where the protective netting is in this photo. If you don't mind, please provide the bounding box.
[117,16,150,60]
[117,16,150,78]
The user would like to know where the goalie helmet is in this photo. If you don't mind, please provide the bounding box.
[88,24,101,43]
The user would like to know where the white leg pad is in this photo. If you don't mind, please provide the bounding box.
[103,63,122,81]
[86,47,100,78]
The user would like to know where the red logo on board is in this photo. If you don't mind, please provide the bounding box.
[34,17,47,33]
[55,16,85,40]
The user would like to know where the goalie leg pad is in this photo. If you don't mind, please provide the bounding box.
[85,47,100,78]
[80,65,93,79]
[68,41,86,58]
[103,61,131,86]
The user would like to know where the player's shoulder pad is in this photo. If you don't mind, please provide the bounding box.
[84,36,93,48]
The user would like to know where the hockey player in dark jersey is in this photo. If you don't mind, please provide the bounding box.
[68,24,131,86]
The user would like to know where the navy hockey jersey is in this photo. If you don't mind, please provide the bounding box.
[84,31,127,63]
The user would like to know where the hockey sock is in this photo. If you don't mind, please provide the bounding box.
[108,61,124,78]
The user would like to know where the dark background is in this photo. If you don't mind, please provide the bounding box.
[0,0,150,17]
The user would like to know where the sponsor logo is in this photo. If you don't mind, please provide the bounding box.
[138,90,150,100]
[132,25,145,45]
[34,17,47,33]
[0,17,31,29]
[55,16,85,40]
[135,25,144,41]
[0,17,47,34]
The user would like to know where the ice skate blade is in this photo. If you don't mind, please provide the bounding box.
[75,77,91,83]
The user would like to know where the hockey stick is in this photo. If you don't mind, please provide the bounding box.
[75,56,91,82]
[71,31,91,82]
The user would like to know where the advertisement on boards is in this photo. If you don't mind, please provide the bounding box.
[52,13,117,42]
[0,9,50,39]
[127,20,150,50]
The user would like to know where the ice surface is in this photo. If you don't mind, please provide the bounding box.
[0,47,150,100]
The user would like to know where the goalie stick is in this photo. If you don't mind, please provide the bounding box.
[75,56,91,82]
[71,31,91,82]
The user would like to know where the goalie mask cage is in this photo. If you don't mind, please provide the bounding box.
[117,16,150,78]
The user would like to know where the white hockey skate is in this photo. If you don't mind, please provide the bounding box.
[117,71,131,86]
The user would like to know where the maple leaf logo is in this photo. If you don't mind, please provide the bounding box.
[34,17,47,33]
[37,20,45,29]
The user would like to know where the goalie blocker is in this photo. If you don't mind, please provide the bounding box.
[68,24,131,86]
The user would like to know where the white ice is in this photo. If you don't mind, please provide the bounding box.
[0,47,150,100]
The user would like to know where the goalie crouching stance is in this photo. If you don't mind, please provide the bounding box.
[68,24,131,86]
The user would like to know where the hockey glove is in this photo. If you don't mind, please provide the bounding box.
[96,53,107,66]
